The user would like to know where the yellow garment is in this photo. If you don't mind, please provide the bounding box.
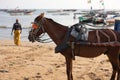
[14,30,21,46]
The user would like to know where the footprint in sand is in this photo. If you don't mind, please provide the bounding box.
[88,72,101,80]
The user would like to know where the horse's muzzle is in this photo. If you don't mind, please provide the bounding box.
[28,34,35,42]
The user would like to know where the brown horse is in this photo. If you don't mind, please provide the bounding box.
[28,13,120,80]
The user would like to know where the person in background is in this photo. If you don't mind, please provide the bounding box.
[11,19,22,46]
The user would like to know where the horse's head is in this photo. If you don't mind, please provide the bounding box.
[28,13,46,42]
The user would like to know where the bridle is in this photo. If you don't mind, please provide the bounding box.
[30,18,52,43]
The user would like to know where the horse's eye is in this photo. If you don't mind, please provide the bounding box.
[32,24,38,29]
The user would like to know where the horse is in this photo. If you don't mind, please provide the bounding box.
[28,13,120,80]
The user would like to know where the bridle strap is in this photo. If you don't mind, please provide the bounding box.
[33,18,52,43]
[36,18,45,34]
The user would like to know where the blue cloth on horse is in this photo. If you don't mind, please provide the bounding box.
[114,20,120,32]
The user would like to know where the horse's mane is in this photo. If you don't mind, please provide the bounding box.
[46,18,68,30]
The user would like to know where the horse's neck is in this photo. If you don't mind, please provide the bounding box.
[44,19,68,45]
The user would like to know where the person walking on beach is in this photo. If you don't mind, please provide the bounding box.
[11,19,22,46]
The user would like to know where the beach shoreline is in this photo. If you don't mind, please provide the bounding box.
[0,39,112,80]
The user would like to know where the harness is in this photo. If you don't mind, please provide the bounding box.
[31,18,52,43]
[55,23,88,60]
[96,29,118,43]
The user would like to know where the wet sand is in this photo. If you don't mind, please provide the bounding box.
[0,39,112,80]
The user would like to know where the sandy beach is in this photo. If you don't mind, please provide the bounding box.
[0,39,113,80]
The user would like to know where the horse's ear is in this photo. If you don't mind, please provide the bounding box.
[39,13,44,18]
[36,13,44,21]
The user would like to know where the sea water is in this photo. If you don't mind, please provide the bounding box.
[0,9,79,41]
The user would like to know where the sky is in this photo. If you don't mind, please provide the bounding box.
[0,0,120,10]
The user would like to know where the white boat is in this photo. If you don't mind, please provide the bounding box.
[4,9,35,15]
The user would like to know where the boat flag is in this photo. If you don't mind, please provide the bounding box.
[99,0,104,6]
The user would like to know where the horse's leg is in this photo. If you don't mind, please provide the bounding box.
[117,69,120,80]
[65,57,73,80]
[107,55,117,80]
[117,54,120,80]
[106,47,119,80]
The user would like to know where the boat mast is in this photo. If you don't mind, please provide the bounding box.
[88,0,93,14]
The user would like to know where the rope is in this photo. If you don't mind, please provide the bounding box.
[37,38,53,43]
[71,42,75,60]
[99,30,110,42]
[36,33,53,43]
[108,29,118,41]
[96,30,100,43]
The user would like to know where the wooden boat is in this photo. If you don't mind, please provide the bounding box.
[5,9,35,15]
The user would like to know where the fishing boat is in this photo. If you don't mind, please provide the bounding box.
[4,9,35,15]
